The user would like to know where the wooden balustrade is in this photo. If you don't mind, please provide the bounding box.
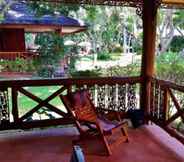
[150,78,184,144]
[0,51,38,61]
[0,76,142,130]
[0,76,183,145]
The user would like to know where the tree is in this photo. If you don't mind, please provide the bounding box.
[0,0,15,22]
[27,2,80,77]
[75,6,140,56]
[157,9,174,54]
[157,9,184,54]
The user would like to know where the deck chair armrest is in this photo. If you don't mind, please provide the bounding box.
[95,107,122,121]
[79,119,96,125]
[111,121,128,132]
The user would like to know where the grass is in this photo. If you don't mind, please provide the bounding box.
[10,86,67,116]
[80,55,94,61]
[110,52,122,60]
[79,52,122,62]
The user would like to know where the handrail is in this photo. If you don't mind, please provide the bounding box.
[0,76,143,87]
[0,51,38,60]
[151,77,184,93]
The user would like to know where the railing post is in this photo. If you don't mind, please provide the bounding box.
[67,85,72,94]
[163,87,169,123]
[12,87,19,123]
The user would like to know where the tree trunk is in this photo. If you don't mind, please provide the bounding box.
[158,10,174,54]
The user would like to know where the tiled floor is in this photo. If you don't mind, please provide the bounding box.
[0,124,183,162]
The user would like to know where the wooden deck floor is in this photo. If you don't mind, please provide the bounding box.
[0,124,183,162]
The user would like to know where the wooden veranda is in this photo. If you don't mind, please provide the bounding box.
[0,0,184,161]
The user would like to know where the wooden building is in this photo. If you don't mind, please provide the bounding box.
[0,2,87,60]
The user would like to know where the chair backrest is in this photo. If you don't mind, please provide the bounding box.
[60,90,97,123]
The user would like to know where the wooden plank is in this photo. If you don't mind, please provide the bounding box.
[151,78,184,93]
[0,76,143,87]
[29,0,184,7]
[0,51,37,60]
[163,0,184,5]
[163,88,169,121]
[165,109,184,126]
[11,87,19,123]
[19,86,67,120]
[28,0,138,7]
[0,118,73,130]
[168,88,184,122]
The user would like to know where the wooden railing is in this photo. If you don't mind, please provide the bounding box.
[0,76,183,145]
[150,78,184,144]
[0,51,38,61]
[0,76,142,130]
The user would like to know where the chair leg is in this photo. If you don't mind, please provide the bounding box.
[97,124,112,156]
[121,127,129,142]
[100,133,112,156]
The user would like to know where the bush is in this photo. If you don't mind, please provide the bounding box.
[132,33,143,55]
[101,64,140,77]
[71,69,101,77]
[97,51,111,61]
[170,36,184,53]
[37,65,55,78]
[113,46,123,53]
[0,58,35,72]
[156,52,184,84]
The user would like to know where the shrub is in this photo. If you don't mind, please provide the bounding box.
[101,64,140,77]
[113,46,123,53]
[0,58,36,72]
[97,51,111,60]
[170,36,184,53]
[156,52,184,84]
[37,65,55,78]
[71,69,101,77]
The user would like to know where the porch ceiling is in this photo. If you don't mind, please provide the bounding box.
[31,0,184,8]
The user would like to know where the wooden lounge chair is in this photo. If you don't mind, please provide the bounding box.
[60,90,129,156]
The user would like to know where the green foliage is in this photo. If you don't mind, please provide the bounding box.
[34,33,65,77]
[0,0,12,22]
[71,69,101,77]
[27,2,80,77]
[97,51,111,61]
[101,64,140,77]
[170,36,184,52]
[37,65,54,78]
[68,55,78,75]
[132,33,143,55]
[28,2,79,16]
[173,10,184,29]
[112,46,123,53]
[0,58,35,72]
[156,52,184,84]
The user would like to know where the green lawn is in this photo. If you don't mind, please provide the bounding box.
[79,52,122,62]
[110,52,122,60]
[14,86,66,116]
[79,54,94,61]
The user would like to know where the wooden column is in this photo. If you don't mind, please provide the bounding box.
[141,0,158,122]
